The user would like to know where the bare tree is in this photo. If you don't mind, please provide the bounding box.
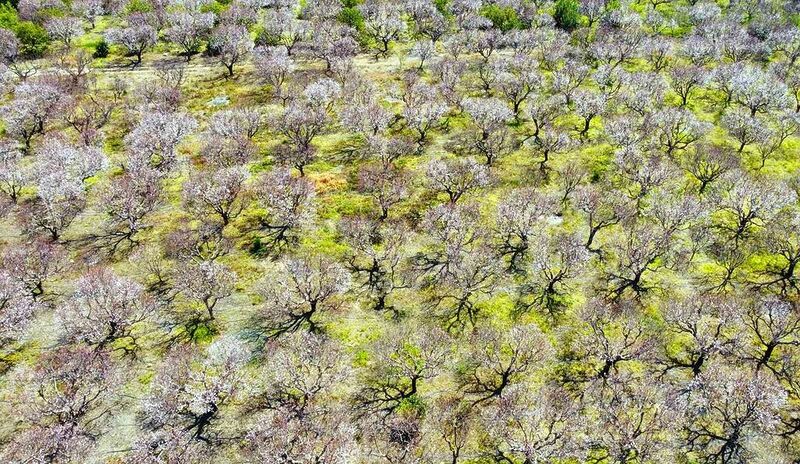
[271,98,329,176]
[753,212,800,295]
[669,65,708,107]
[1,82,67,153]
[56,267,156,353]
[573,185,634,253]
[572,299,656,380]
[457,324,553,406]
[0,139,26,204]
[182,166,249,227]
[456,97,514,166]
[682,144,737,194]
[683,363,787,463]
[357,163,409,221]
[493,187,558,272]
[583,374,681,463]
[340,218,412,315]
[353,326,448,417]
[520,232,589,315]
[1,346,120,463]
[65,88,123,146]
[174,260,236,321]
[0,269,38,352]
[209,24,254,76]
[106,18,157,66]
[124,111,197,174]
[92,169,162,255]
[659,294,740,378]
[360,0,407,58]
[44,16,85,46]
[402,76,448,148]
[242,332,356,462]
[129,337,248,461]
[425,157,490,204]
[253,254,349,337]
[165,11,215,61]
[252,167,316,253]
[254,45,295,101]
[482,382,582,463]
[739,296,800,374]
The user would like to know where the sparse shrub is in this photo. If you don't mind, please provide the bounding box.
[554,0,580,31]
[480,4,523,32]
[93,38,108,58]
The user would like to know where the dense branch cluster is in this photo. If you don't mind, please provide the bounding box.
[4,0,800,462]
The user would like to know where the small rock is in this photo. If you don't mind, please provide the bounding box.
[208,95,230,107]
